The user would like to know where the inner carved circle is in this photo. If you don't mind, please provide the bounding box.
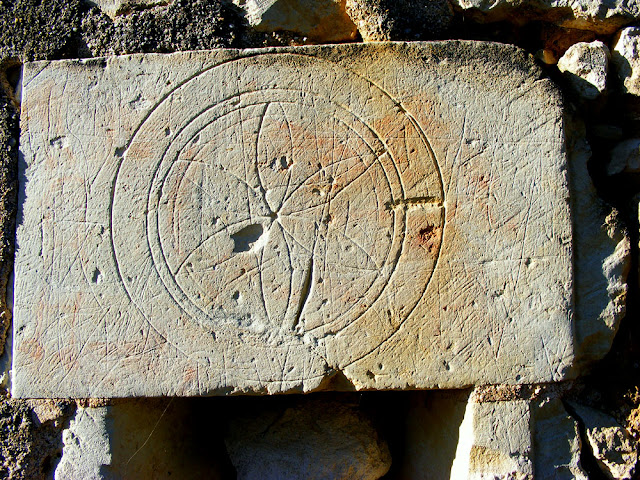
[150,95,405,335]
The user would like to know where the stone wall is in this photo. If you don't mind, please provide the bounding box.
[1,0,639,478]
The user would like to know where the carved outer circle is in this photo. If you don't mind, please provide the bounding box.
[112,54,444,364]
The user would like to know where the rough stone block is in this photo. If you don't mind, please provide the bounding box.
[14,42,573,397]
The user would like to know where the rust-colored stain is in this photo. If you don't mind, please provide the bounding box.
[416,224,442,256]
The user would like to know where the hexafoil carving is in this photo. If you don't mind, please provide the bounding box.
[113,55,443,363]
[14,43,573,397]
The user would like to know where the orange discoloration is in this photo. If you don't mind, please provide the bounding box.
[414,224,442,256]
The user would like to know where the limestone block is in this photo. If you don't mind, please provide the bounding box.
[232,0,357,42]
[398,390,471,479]
[532,398,588,479]
[56,400,233,479]
[55,407,111,480]
[570,403,638,479]
[450,0,640,34]
[344,0,453,41]
[450,397,534,479]
[568,121,630,368]
[14,42,574,397]
[613,27,640,96]
[607,139,640,175]
[224,398,391,480]
[85,0,171,18]
[557,41,609,100]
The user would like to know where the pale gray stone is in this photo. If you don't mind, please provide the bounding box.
[607,139,640,175]
[450,395,534,479]
[398,390,471,479]
[224,398,391,480]
[613,27,640,95]
[56,400,233,479]
[55,407,111,480]
[571,403,638,479]
[231,0,358,42]
[557,41,609,100]
[85,0,171,18]
[569,120,630,369]
[451,0,640,33]
[532,398,588,479]
[14,43,574,397]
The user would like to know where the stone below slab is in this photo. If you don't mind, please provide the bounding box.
[451,0,640,34]
[14,42,574,397]
[570,403,638,480]
[232,0,358,42]
[225,397,391,480]
[451,398,534,479]
[613,28,640,96]
[557,41,610,100]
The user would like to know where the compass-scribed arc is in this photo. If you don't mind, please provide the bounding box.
[111,54,444,362]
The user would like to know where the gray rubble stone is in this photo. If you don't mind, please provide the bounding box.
[345,0,453,41]
[612,27,640,96]
[569,120,630,369]
[231,0,358,42]
[557,40,609,100]
[451,0,640,34]
[14,42,574,397]
[398,389,471,479]
[224,398,391,480]
[450,395,534,479]
[56,400,233,479]
[607,139,640,175]
[85,0,172,18]
[532,398,588,479]
[55,407,111,480]
[570,403,638,480]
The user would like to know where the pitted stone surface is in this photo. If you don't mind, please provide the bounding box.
[14,42,573,397]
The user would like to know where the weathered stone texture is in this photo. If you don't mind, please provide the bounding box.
[569,120,630,369]
[56,399,234,479]
[571,403,638,479]
[86,0,173,19]
[14,42,574,397]
[0,86,18,362]
[450,397,534,479]
[608,139,640,175]
[80,0,241,56]
[225,397,391,480]
[532,398,588,479]
[345,0,453,41]
[613,27,640,96]
[451,0,640,34]
[232,0,358,42]
[557,40,609,100]
[0,397,72,479]
[0,0,83,61]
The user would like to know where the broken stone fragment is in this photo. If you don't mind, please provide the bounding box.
[450,0,640,34]
[613,27,640,96]
[344,0,453,41]
[532,397,588,479]
[224,398,391,480]
[56,400,234,479]
[450,394,534,479]
[570,403,638,480]
[85,0,171,18]
[232,0,358,42]
[398,390,471,478]
[568,120,630,369]
[55,407,111,480]
[607,139,640,175]
[557,41,609,100]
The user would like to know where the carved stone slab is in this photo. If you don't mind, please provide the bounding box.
[13,42,574,397]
